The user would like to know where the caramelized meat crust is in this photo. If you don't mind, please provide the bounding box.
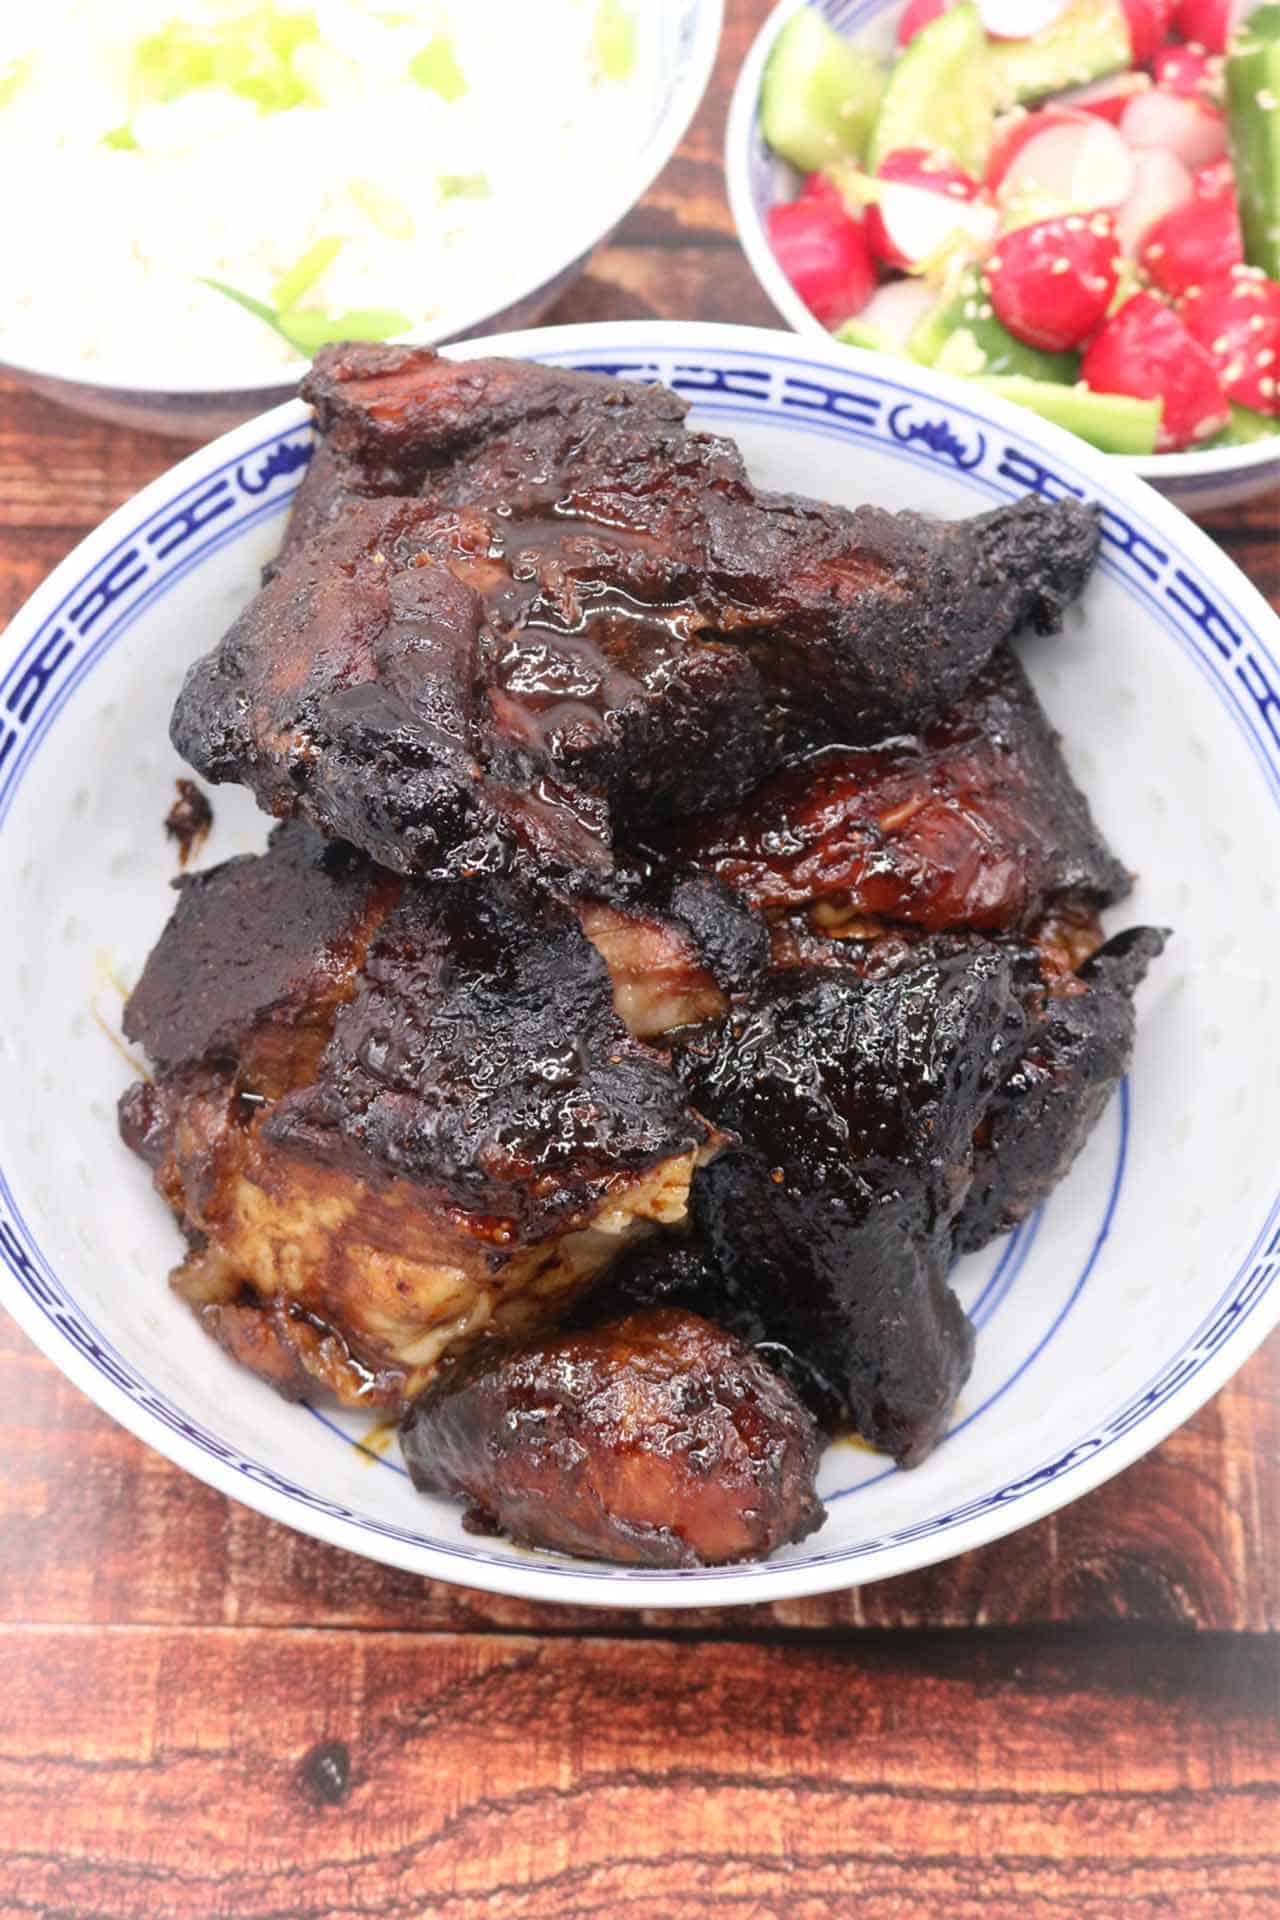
[285,343,704,551]
[122,819,394,1092]
[652,651,1130,936]
[574,1232,847,1430]
[118,833,711,1408]
[955,925,1167,1253]
[174,496,776,882]
[268,877,709,1236]
[290,351,1100,753]
[400,1306,825,1567]
[175,350,1100,879]
[678,947,1031,1464]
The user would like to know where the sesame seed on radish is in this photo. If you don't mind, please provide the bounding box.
[865,150,997,274]
[1081,291,1229,448]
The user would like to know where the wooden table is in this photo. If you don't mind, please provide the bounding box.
[1,6,1278,1914]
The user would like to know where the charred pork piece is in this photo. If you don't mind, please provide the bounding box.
[287,351,1100,752]
[577,1232,847,1429]
[122,818,395,1095]
[653,651,1129,937]
[191,353,1102,875]
[955,925,1166,1253]
[400,1306,825,1567]
[579,873,767,1039]
[679,948,1030,1465]
[284,343,718,553]
[119,832,711,1410]
[173,497,776,882]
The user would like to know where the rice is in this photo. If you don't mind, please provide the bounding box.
[0,0,649,385]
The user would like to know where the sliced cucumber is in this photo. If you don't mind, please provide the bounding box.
[760,9,885,173]
[908,268,1079,381]
[868,4,993,178]
[1205,402,1280,448]
[936,329,994,377]
[836,316,909,357]
[976,375,1162,454]
[988,0,1130,111]
[1226,4,1280,280]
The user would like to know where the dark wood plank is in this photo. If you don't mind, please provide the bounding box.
[0,1624,1276,1919]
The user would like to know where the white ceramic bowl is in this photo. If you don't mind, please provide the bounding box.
[726,0,1280,513]
[0,0,722,440]
[2,319,1278,1608]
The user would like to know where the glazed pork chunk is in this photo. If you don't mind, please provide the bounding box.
[172,348,1101,882]
[118,823,711,1409]
[400,1306,825,1568]
[280,342,709,555]
[650,649,1130,939]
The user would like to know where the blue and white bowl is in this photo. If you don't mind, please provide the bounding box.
[1,320,1277,1607]
[726,0,1280,514]
[0,0,722,440]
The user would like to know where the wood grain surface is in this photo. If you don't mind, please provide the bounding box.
[0,3,1278,1914]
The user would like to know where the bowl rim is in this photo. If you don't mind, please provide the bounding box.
[0,0,724,401]
[2,315,1279,1608]
[724,0,1280,486]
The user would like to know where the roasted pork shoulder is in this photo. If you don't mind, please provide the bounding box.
[116,348,1165,1567]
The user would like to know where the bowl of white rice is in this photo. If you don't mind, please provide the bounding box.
[0,0,722,435]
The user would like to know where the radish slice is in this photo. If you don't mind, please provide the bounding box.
[1142,191,1243,294]
[1173,0,1249,55]
[767,197,878,328]
[1120,91,1228,173]
[1152,43,1219,101]
[1082,291,1228,449]
[997,117,1136,212]
[897,0,953,45]
[857,277,939,346]
[987,215,1120,350]
[1115,146,1195,255]
[1055,72,1152,125]
[1194,156,1236,200]
[1120,0,1177,64]
[987,107,1085,192]
[978,0,1069,36]
[867,179,999,272]
[1180,272,1280,415]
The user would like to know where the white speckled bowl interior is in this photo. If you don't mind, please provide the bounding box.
[0,0,723,437]
[725,0,1280,513]
[1,321,1278,1607]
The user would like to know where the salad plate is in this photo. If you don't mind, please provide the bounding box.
[727,0,1280,510]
